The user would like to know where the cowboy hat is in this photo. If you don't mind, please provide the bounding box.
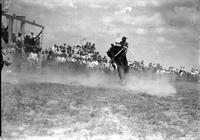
[122,36,127,40]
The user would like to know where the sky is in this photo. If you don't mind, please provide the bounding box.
[3,0,200,70]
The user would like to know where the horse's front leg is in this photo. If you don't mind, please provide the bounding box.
[118,65,127,85]
[118,66,126,84]
[117,66,122,81]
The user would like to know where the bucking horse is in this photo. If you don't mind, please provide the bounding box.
[107,43,129,83]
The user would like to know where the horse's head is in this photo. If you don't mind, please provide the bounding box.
[107,44,117,59]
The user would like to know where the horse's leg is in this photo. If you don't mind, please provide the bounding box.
[120,64,128,85]
[121,67,126,85]
[117,65,126,85]
[112,63,116,69]
[117,66,122,81]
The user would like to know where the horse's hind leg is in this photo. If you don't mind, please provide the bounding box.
[117,67,122,81]
[117,66,126,85]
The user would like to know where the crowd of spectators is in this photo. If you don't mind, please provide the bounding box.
[129,60,199,81]
[41,42,111,71]
[41,42,200,82]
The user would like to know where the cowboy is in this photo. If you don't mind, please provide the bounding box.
[115,36,128,54]
[114,36,129,73]
[107,36,129,72]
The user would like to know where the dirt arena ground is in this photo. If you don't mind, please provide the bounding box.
[1,69,200,140]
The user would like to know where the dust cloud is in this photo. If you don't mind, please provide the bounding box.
[2,65,176,97]
[125,74,177,96]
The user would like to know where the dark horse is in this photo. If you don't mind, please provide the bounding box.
[107,44,129,82]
